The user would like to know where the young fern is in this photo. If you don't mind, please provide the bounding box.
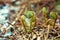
[46,19,55,29]
[21,15,27,32]
[50,12,57,27]
[50,12,57,20]
[25,11,36,32]
[41,7,47,23]
[41,7,47,17]
[30,16,36,32]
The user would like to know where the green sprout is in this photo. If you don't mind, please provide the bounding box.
[21,15,27,32]
[27,11,36,32]
[41,7,47,17]
[50,12,57,20]
[45,19,54,27]
[26,11,34,18]
[47,19,54,26]
[50,12,57,27]
[25,11,36,32]
[41,7,47,23]
[30,16,36,32]
[21,11,36,33]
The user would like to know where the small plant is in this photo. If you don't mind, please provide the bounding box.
[44,12,58,40]
[30,15,36,32]
[41,7,48,24]
[25,11,34,18]
[50,12,57,27]
[21,15,27,32]
[45,12,57,28]
[41,7,47,17]
[21,11,36,33]
[45,19,55,29]
[26,11,36,32]
[50,12,57,20]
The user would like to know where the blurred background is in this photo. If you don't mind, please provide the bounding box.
[0,0,60,40]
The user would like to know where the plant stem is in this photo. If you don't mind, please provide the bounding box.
[45,25,50,40]
[30,20,33,32]
[53,19,57,28]
[22,19,27,33]
[30,16,36,32]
